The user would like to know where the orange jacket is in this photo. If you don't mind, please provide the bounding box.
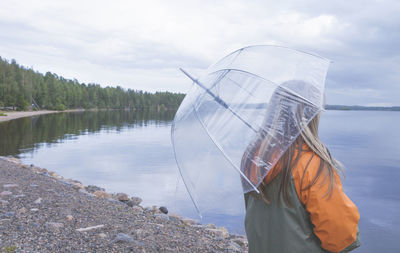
[260,148,360,252]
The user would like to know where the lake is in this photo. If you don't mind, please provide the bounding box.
[0,110,399,252]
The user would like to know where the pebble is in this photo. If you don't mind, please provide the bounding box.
[70,182,84,190]
[18,207,28,214]
[0,159,248,252]
[232,237,248,247]
[76,224,105,232]
[0,191,12,196]
[34,198,42,204]
[13,194,25,198]
[0,200,9,205]
[78,189,93,196]
[159,206,168,214]
[98,233,107,238]
[129,196,142,206]
[49,171,63,179]
[206,227,229,239]
[154,213,169,222]
[1,211,15,218]
[227,241,242,252]
[93,190,111,198]
[182,218,196,226]
[85,185,105,193]
[112,233,134,243]
[116,193,129,202]
[7,157,22,164]
[205,223,216,229]
[131,206,143,214]
[3,183,19,188]
[45,222,64,232]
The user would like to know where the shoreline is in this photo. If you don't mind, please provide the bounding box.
[0,109,85,123]
[0,156,248,252]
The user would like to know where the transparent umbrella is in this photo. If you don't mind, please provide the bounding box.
[171,45,330,221]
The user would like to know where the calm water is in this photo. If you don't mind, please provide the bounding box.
[0,110,399,252]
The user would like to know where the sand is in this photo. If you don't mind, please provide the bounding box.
[0,110,84,123]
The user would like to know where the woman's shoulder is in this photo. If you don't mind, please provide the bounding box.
[292,147,322,179]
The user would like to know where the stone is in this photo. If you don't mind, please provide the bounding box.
[0,191,12,197]
[129,196,142,206]
[232,237,248,247]
[70,182,84,190]
[30,184,38,187]
[3,184,18,188]
[98,233,107,238]
[131,206,143,214]
[30,208,39,212]
[152,205,160,213]
[66,215,74,221]
[154,213,169,222]
[159,206,168,214]
[85,185,105,193]
[13,194,25,198]
[182,218,196,226]
[8,157,22,164]
[206,227,229,239]
[45,222,64,232]
[78,189,93,196]
[112,233,134,243]
[18,207,28,214]
[1,212,15,218]
[116,193,129,202]
[205,223,216,229]
[93,190,111,198]
[227,241,242,252]
[49,171,63,179]
[34,198,42,204]
[135,229,145,238]
[0,200,9,205]
[76,224,105,232]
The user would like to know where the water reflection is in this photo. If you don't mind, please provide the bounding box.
[0,110,399,252]
[0,110,175,157]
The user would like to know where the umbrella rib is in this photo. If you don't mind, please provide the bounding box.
[180,68,258,133]
[210,68,321,109]
[192,104,260,194]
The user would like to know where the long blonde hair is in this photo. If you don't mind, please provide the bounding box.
[241,81,342,206]
[258,113,342,205]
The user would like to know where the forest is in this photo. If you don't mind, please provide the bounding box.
[0,57,185,111]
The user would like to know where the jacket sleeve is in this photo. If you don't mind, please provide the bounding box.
[292,154,360,253]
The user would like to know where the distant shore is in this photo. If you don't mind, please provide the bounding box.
[0,109,86,123]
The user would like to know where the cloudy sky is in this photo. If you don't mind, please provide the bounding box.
[0,0,399,106]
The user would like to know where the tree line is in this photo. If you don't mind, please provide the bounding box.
[0,110,175,156]
[0,57,185,111]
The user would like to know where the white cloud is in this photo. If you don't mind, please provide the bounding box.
[0,0,399,104]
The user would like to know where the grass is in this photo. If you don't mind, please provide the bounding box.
[0,111,7,116]
[3,246,17,252]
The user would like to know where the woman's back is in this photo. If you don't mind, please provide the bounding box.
[244,148,360,253]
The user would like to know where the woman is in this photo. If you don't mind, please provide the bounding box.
[241,81,360,253]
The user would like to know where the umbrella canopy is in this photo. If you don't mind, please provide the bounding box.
[171,45,330,218]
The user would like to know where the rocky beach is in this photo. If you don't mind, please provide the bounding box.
[0,157,248,252]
